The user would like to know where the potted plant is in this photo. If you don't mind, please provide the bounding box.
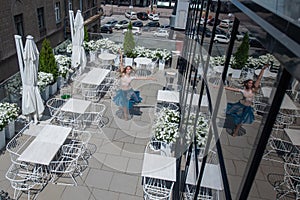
[5,73,22,104]
[185,113,209,149]
[37,71,54,101]
[39,38,59,95]
[0,102,20,140]
[231,33,249,70]
[123,22,136,59]
[153,108,180,144]
[54,54,72,88]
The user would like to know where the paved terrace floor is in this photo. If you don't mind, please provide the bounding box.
[0,65,285,199]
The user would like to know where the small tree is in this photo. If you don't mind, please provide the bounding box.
[232,32,249,69]
[39,38,58,81]
[123,22,136,58]
[84,26,89,42]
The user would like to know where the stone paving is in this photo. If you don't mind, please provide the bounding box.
[0,64,288,200]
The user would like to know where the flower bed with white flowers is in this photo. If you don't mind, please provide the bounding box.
[185,113,210,148]
[55,55,73,78]
[0,103,20,131]
[153,108,180,144]
[37,72,54,91]
[4,73,22,95]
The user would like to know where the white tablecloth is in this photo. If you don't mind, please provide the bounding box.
[142,153,176,182]
[186,160,223,190]
[81,68,110,85]
[18,125,72,165]
[61,98,91,114]
[284,128,300,146]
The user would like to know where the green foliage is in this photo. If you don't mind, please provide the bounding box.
[39,39,58,82]
[84,26,89,42]
[232,32,249,69]
[123,22,135,58]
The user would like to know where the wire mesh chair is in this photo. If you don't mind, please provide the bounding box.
[145,140,172,157]
[5,163,45,200]
[184,184,214,200]
[143,177,174,200]
[82,85,101,102]
[83,103,106,130]
[46,98,66,120]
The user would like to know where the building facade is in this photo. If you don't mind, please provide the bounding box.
[0,0,102,83]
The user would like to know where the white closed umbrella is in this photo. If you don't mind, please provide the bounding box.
[15,35,44,123]
[71,10,87,73]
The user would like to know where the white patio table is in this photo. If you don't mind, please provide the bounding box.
[284,128,300,146]
[255,69,277,78]
[61,98,92,114]
[157,90,208,108]
[134,57,152,66]
[98,53,117,65]
[142,153,176,182]
[18,125,72,165]
[261,87,299,110]
[81,68,110,86]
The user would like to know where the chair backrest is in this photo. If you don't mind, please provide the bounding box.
[145,140,172,156]
[125,57,133,66]
[6,123,33,166]
[231,69,242,79]
[165,84,182,92]
[46,98,66,118]
[143,177,174,200]
[284,162,300,191]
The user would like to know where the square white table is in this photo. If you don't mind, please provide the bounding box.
[157,90,208,108]
[61,98,92,114]
[142,153,176,182]
[284,128,300,146]
[261,87,299,110]
[134,57,152,66]
[186,160,223,190]
[81,68,110,86]
[18,125,72,165]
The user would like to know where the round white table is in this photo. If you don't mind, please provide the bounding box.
[134,57,152,65]
[98,53,117,61]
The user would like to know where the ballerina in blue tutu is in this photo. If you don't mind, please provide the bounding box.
[113,50,156,120]
[225,65,268,137]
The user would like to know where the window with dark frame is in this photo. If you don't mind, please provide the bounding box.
[14,14,24,36]
[37,7,46,36]
[55,2,61,23]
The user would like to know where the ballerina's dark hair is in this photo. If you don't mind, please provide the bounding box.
[243,79,256,88]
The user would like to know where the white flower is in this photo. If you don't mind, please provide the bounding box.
[38,72,54,91]
[55,55,72,78]
[0,102,20,131]
[5,73,22,94]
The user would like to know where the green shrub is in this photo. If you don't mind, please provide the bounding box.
[39,39,58,82]
[123,22,135,57]
[232,32,249,69]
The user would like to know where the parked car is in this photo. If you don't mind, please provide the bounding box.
[219,19,233,28]
[153,29,169,38]
[100,26,113,34]
[215,27,228,36]
[142,21,160,31]
[114,20,129,30]
[214,34,230,43]
[148,13,159,21]
[160,24,170,29]
[123,27,142,35]
[137,12,148,20]
[249,38,264,48]
[196,25,212,37]
[132,21,144,27]
[125,11,137,20]
[104,19,118,27]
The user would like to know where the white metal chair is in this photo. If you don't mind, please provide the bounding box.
[49,155,78,186]
[83,103,106,130]
[46,98,66,120]
[5,163,45,200]
[82,85,101,102]
[185,184,214,200]
[145,140,172,157]
[6,123,33,167]
[143,177,174,200]
[165,84,182,92]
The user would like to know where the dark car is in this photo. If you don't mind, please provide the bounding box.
[132,21,143,27]
[249,38,264,48]
[197,25,212,37]
[137,12,148,20]
[142,21,160,31]
[100,26,113,34]
[104,19,118,27]
[215,27,227,36]
[160,24,170,29]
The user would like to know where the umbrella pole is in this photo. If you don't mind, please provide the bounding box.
[14,35,25,82]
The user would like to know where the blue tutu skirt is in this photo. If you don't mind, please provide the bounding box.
[226,101,254,125]
[113,89,142,109]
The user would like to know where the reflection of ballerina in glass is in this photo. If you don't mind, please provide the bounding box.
[224,65,267,137]
[113,50,156,120]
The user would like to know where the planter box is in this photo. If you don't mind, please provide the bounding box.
[41,85,50,101]
[0,129,5,150]
[57,76,65,89]
[49,81,58,96]
[5,120,15,139]
[159,59,165,70]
